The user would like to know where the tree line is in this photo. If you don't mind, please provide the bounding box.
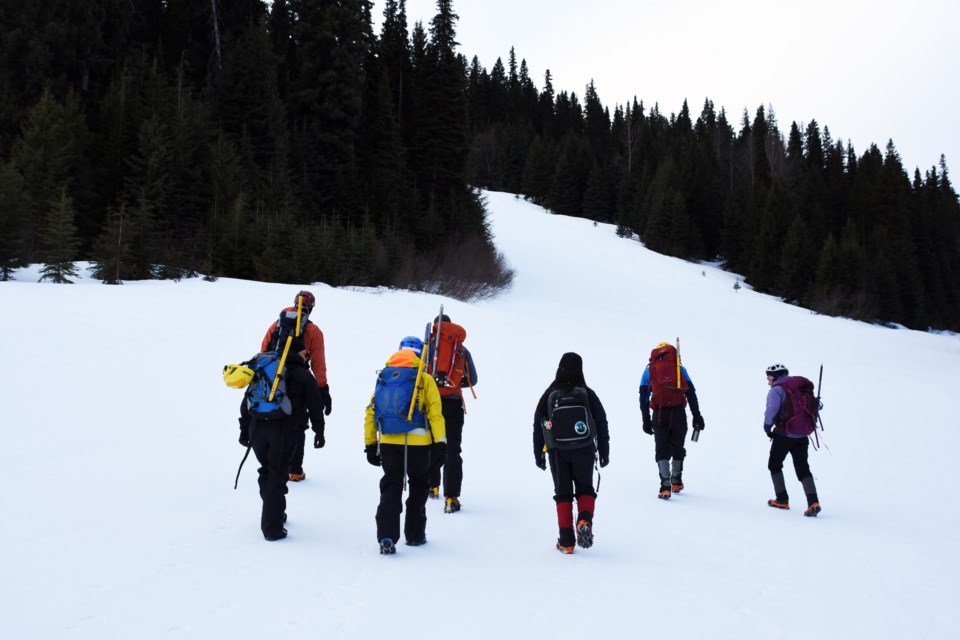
[463,48,960,331]
[1,1,957,329]
[0,0,508,298]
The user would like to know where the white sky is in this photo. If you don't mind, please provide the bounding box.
[379,0,960,175]
[3,190,959,638]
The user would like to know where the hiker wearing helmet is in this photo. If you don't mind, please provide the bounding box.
[238,348,326,541]
[764,364,822,517]
[533,352,610,554]
[364,337,446,555]
[639,342,704,499]
[424,313,478,515]
[260,290,331,482]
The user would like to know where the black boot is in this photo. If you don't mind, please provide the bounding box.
[575,511,593,549]
[556,527,576,554]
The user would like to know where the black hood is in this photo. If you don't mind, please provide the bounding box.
[555,352,585,386]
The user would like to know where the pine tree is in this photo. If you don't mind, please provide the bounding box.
[0,161,30,279]
[91,200,130,284]
[38,187,81,283]
[777,215,816,304]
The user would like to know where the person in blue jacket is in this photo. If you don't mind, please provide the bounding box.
[639,343,704,499]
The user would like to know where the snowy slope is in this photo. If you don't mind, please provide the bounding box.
[1,190,958,639]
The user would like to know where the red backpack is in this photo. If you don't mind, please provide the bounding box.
[776,376,821,436]
[648,343,688,408]
[427,321,468,397]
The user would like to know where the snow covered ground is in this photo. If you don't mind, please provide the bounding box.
[2,190,958,639]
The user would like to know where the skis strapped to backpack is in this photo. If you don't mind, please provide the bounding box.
[426,304,469,393]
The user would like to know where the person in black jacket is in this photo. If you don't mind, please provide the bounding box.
[239,349,326,541]
[533,352,609,554]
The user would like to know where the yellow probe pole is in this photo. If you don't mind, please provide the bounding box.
[676,336,681,388]
[269,295,303,401]
[406,348,427,421]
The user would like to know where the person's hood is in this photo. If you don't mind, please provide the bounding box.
[555,352,585,386]
[386,349,420,368]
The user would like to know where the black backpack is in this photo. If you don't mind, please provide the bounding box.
[545,386,594,450]
[267,309,310,355]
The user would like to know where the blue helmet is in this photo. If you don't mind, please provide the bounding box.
[399,336,423,356]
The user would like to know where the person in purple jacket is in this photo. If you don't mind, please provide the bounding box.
[763,364,822,517]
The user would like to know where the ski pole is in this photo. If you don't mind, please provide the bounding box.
[816,363,825,431]
[234,445,251,489]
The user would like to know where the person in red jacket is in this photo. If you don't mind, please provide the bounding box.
[261,290,332,481]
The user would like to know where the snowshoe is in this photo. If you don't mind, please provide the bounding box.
[576,520,593,549]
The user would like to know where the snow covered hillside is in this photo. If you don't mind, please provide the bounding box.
[2,190,958,639]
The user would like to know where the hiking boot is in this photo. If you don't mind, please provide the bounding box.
[428,486,440,500]
[405,537,428,546]
[804,502,822,517]
[576,520,594,549]
[264,528,288,542]
[671,483,684,493]
[658,486,672,500]
[556,541,575,554]
[289,471,306,482]
[767,498,790,510]
[379,538,396,555]
[444,497,461,514]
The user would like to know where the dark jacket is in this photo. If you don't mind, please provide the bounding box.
[239,353,326,440]
[532,352,609,460]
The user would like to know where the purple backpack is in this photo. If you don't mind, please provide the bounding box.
[777,376,821,436]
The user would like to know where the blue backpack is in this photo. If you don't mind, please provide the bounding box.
[246,353,293,420]
[374,367,425,435]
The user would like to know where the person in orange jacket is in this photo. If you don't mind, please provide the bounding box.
[364,337,446,555]
[261,290,332,481]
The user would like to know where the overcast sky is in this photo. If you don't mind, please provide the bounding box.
[373,0,959,176]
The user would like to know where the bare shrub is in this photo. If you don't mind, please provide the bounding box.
[393,233,515,301]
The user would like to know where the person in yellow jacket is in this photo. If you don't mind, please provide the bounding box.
[364,336,446,555]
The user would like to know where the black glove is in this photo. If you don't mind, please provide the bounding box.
[319,385,332,416]
[535,449,547,470]
[431,442,447,473]
[313,431,325,448]
[692,413,705,431]
[764,423,773,439]
[364,444,381,467]
[642,415,653,435]
[598,443,610,468]
[239,433,250,447]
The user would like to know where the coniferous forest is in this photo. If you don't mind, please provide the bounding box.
[1,1,958,330]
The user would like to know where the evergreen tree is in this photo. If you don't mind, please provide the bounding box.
[0,161,30,279]
[38,187,81,283]
[91,200,131,284]
[777,214,816,304]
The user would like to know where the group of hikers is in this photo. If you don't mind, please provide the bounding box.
[224,290,825,554]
